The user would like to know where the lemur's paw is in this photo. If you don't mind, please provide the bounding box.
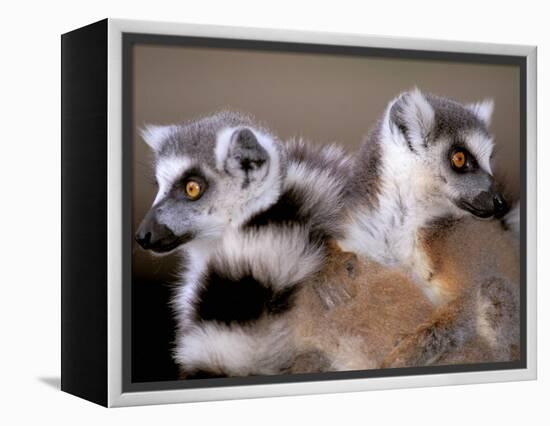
[380,330,438,368]
[286,350,332,374]
[381,304,464,368]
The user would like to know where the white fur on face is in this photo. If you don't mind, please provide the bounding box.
[150,127,285,240]
[152,156,192,206]
[464,130,494,174]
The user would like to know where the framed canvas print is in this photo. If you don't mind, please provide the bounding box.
[61,18,537,407]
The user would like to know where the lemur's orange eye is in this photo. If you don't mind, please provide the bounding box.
[185,180,202,200]
[451,151,466,169]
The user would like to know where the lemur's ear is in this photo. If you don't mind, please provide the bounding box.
[222,127,270,186]
[467,99,494,127]
[140,124,175,151]
[389,88,434,149]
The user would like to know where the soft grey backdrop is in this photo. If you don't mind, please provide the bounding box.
[132,44,520,281]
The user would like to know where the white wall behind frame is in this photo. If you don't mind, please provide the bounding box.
[0,0,547,425]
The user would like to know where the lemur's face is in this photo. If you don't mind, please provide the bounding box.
[135,113,282,254]
[387,89,508,219]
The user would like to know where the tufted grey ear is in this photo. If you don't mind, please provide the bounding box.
[139,124,176,151]
[467,99,494,127]
[225,128,270,187]
[389,88,435,151]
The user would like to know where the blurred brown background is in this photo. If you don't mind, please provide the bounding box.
[132,43,520,283]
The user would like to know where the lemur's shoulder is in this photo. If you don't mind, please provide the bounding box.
[381,215,520,368]
[291,241,434,371]
[418,216,519,303]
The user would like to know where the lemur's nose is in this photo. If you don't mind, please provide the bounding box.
[493,193,509,219]
[135,230,152,249]
[136,220,176,250]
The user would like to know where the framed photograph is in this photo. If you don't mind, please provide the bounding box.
[61,18,537,407]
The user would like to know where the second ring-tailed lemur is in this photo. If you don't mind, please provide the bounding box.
[135,111,350,377]
[291,214,519,370]
[339,88,510,299]
[292,89,519,368]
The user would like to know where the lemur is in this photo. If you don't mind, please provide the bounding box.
[136,93,519,375]
[290,89,520,369]
[290,214,519,371]
[135,111,350,378]
[383,213,519,367]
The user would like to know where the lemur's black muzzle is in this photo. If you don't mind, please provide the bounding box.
[458,188,509,219]
[135,209,188,253]
[492,193,509,219]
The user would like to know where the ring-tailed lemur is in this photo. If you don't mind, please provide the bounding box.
[290,89,520,369]
[135,111,350,377]
[339,88,510,297]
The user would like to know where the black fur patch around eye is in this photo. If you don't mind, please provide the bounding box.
[170,168,209,201]
[194,270,296,325]
[448,145,479,174]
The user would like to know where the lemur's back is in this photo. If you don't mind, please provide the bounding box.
[420,217,519,301]
[420,216,520,364]
[289,216,519,371]
[291,241,433,371]
[381,216,519,367]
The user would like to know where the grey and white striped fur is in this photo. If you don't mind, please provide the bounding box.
[136,111,351,377]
